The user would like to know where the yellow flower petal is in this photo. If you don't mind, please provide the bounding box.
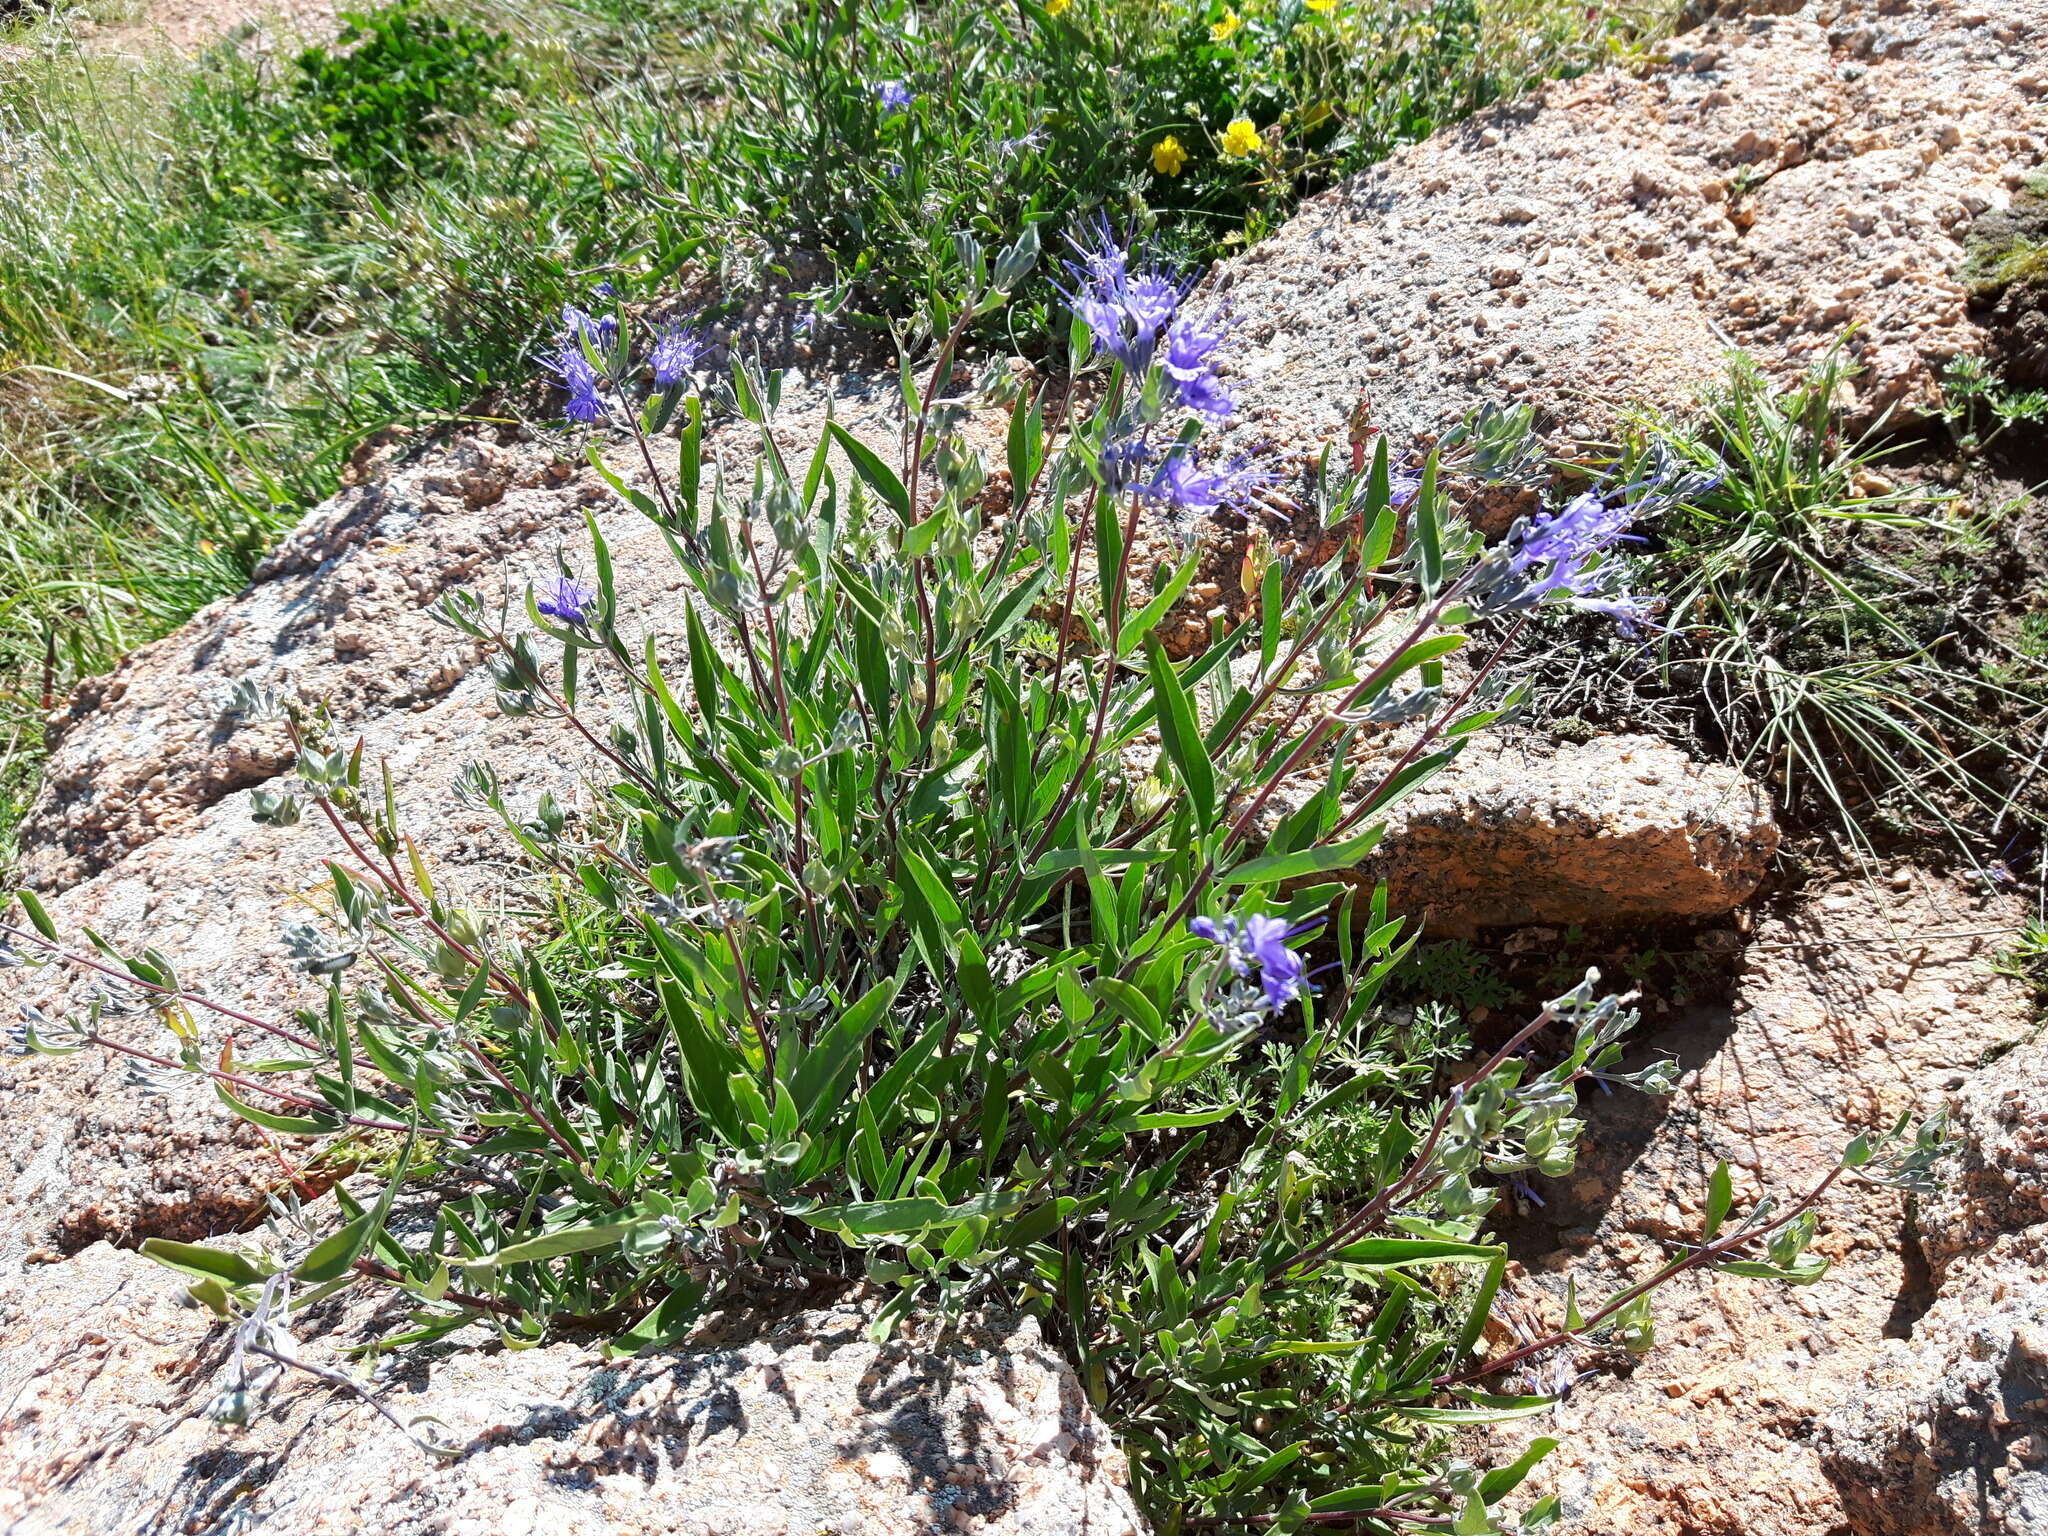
[1210,7,1240,39]
[1220,117,1261,158]
[1305,0,1337,12]
[1151,135,1188,176]
[1046,0,1072,14]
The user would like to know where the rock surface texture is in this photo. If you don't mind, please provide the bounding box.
[1514,871,2040,1536]
[1366,733,1776,937]
[1211,0,2048,453]
[1817,1030,2048,1535]
[0,1244,1143,1536]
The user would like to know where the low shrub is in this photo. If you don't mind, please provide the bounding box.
[5,236,1939,1529]
[286,0,518,188]
[598,0,1649,331]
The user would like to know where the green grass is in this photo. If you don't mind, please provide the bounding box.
[0,8,626,841]
[1610,349,2047,855]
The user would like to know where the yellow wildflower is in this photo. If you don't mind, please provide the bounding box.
[1220,116,1262,158]
[1305,0,1337,12]
[1151,135,1189,175]
[1210,7,1240,39]
[1046,0,1072,13]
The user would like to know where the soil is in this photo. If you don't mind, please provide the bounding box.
[83,0,334,57]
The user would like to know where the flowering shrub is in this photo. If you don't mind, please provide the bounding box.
[4,233,1942,1527]
[611,0,1650,328]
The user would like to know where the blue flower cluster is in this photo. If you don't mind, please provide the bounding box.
[1103,441,1271,520]
[1189,910,1318,1013]
[1508,491,1660,628]
[562,304,618,351]
[546,342,607,424]
[538,294,712,425]
[1062,220,1236,421]
[1475,455,1716,631]
[651,323,706,389]
[1062,221,1266,522]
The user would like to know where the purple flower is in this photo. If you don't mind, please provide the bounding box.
[1123,272,1182,340]
[1572,591,1666,636]
[537,574,598,627]
[1190,912,1317,1011]
[545,342,606,423]
[1100,435,1156,496]
[1494,488,1660,628]
[1508,490,1634,594]
[875,80,914,114]
[1140,447,1270,520]
[1388,469,1423,509]
[1059,218,1193,374]
[651,323,705,388]
[1161,310,1234,420]
[562,304,618,351]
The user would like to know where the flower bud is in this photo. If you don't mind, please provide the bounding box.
[1131,775,1171,820]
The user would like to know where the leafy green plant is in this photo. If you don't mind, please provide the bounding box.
[597,0,1655,332]
[1397,939,1514,1012]
[1992,918,2048,994]
[6,244,1933,1529]
[1937,354,2048,460]
[283,0,517,188]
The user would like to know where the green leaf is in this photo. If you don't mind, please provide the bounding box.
[213,1081,341,1136]
[1479,1436,1559,1501]
[830,423,912,524]
[1718,1256,1830,1284]
[295,1211,379,1285]
[14,887,58,941]
[1408,1392,1558,1424]
[1414,449,1443,596]
[897,843,963,968]
[468,1219,647,1270]
[1117,544,1199,658]
[297,1128,416,1283]
[1223,826,1385,887]
[140,1237,272,1287]
[1325,1237,1504,1270]
[1006,386,1044,494]
[656,975,748,1143]
[1128,1107,1237,1130]
[1095,975,1164,1042]
[787,977,897,1131]
[607,1276,710,1358]
[1145,638,1214,825]
[801,1189,1025,1240]
[1025,848,1174,880]
[1704,1159,1733,1239]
